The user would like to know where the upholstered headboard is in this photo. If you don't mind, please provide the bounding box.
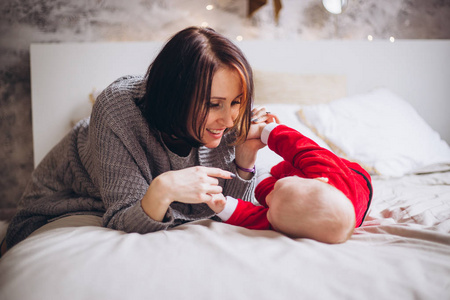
[30,40,450,166]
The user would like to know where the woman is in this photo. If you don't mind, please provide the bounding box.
[2,27,268,254]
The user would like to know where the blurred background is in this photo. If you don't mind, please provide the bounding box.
[1,0,449,218]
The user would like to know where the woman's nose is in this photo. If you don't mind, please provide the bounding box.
[221,107,236,127]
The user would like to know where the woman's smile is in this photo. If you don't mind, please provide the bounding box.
[206,128,225,136]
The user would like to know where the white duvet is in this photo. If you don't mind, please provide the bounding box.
[1,171,450,300]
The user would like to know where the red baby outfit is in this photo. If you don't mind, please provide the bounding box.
[221,124,372,229]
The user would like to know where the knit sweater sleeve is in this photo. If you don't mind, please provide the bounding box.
[88,76,175,233]
[223,164,256,203]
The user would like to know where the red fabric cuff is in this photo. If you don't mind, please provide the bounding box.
[255,176,277,207]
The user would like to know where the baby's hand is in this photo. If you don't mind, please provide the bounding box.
[206,193,227,214]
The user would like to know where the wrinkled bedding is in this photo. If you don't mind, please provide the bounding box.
[1,171,449,300]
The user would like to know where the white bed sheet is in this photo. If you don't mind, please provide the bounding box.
[5,40,450,300]
[1,171,449,300]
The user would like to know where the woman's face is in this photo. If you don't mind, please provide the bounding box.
[195,67,243,148]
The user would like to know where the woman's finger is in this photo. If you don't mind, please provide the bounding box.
[205,185,223,195]
[202,167,235,180]
[199,175,220,188]
[251,106,266,115]
[251,106,267,122]
[252,107,277,124]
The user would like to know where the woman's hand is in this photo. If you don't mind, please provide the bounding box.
[251,106,269,123]
[235,107,279,179]
[246,122,266,140]
[251,106,280,124]
[235,132,266,179]
[141,166,234,221]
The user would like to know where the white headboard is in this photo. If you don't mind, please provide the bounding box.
[31,40,450,167]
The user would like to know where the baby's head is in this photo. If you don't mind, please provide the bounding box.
[266,176,355,244]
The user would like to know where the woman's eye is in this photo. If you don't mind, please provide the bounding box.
[208,102,220,108]
[232,100,241,106]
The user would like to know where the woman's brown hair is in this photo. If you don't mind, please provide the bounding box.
[138,26,253,147]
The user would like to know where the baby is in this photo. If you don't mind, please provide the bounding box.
[208,122,372,244]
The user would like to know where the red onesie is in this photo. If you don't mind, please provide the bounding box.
[219,124,372,229]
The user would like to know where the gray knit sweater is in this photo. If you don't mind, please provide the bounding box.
[6,75,256,248]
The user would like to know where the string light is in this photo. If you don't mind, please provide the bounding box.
[389,36,395,43]
[206,4,214,10]
[236,35,243,41]
[367,35,373,41]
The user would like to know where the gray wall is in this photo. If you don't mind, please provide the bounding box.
[1,0,449,217]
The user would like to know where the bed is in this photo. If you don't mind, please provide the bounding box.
[1,40,450,300]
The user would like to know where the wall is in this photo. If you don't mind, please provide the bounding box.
[0,0,449,216]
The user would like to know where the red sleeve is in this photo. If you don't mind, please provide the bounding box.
[225,199,271,230]
[267,125,372,227]
[254,176,277,208]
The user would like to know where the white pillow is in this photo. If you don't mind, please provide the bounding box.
[298,88,450,177]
